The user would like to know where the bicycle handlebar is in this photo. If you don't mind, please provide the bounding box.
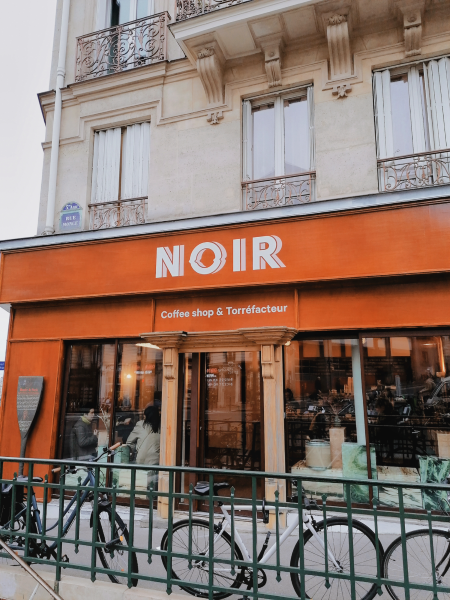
[51,443,125,474]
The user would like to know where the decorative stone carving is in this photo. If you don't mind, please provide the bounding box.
[196,44,224,108]
[332,83,352,98]
[139,331,187,348]
[403,11,422,56]
[261,38,283,88]
[395,0,425,58]
[207,110,224,125]
[326,14,352,81]
[239,326,297,346]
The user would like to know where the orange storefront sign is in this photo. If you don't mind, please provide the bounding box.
[154,290,296,331]
[2,202,450,303]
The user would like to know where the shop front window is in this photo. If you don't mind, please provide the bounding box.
[284,339,369,500]
[364,335,450,508]
[62,343,115,461]
[60,340,163,493]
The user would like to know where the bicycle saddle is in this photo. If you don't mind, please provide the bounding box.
[194,482,231,496]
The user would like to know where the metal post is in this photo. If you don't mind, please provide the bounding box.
[43,0,71,235]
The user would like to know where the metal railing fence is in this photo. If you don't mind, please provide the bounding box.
[176,0,253,21]
[75,13,168,82]
[0,455,450,599]
[378,148,450,192]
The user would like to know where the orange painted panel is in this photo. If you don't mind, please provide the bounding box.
[12,297,154,340]
[154,290,295,332]
[298,280,450,331]
[0,341,62,482]
[2,203,450,303]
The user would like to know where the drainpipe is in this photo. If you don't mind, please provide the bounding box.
[43,0,71,235]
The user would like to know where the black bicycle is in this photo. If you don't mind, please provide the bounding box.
[0,442,138,586]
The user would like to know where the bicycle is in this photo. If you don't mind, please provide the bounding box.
[160,480,384,600]
[383,477,450,599]
[0,442,138,586]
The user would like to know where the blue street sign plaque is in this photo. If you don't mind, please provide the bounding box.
[60,202,82,232]
[0,362,5,370]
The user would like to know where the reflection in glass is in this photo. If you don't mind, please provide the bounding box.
[62,344,115,460]
[252,105,275,179]
[364,335,450,503]
[284,98,309,174]
[284,340,367,497]
[114,342,163,492]
[204,351,262,497]
[390,75,414,156]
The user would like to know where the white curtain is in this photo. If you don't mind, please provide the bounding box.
[408,66,427,153]
[95,0,111,30]
[121,122,150,199]
[373,70,394,159]
[91,127,122,203]
[424,57,450,150]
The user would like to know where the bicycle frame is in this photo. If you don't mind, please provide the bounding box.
[5,469,96,553]
[210,504,342,572]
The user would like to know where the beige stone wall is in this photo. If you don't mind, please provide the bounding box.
[37,0,450,234]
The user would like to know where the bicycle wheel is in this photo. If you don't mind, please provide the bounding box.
[290,517,382,600]
[383,529,450,599]
[160,518,245,599]
[96,507,138,587]
[0,502,39,562]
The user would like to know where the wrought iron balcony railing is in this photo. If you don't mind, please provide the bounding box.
[75,13,168,82]
[89,197,146,230]
[242,172,315,211]
[176,0,253,21]
[378,149,450,192]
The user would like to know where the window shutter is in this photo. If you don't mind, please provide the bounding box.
[242,100,253,180]
[91,127,121,203]
[373,70,394,158]
[424,58,450,150]
[121,122,150,199]
[408,66,427,153]
[307,86,315,170]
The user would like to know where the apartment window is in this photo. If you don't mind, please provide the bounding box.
[91,122,150,204]
[242,88,315,210]
[374,57,450,191]
[111,0,155,25]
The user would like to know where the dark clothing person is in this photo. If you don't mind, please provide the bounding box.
[71,416,98,460]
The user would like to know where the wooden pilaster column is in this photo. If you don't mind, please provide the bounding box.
[140,331,186,517]
[240,327,297,525]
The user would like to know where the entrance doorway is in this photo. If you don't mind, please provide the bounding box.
[178,351,264,501]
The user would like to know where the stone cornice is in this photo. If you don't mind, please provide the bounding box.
[140,328,297,350]
[140,331,187,348]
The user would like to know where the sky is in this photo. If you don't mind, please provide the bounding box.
[0,0,57,363]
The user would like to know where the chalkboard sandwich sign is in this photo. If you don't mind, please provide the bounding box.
[17,376,44,476]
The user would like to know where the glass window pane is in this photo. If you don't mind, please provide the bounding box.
[62,343,115,460]
[252,104,275,179]
[113,341,163,493]
[390,75,414,156]
[137,0,151,18]
[284,97,309,174]
[204,351,262,497]
[284,339,365,500]
[364,335,450,508]
[111,0,131,25]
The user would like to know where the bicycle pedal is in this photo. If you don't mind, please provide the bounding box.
[61,554,70,563]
